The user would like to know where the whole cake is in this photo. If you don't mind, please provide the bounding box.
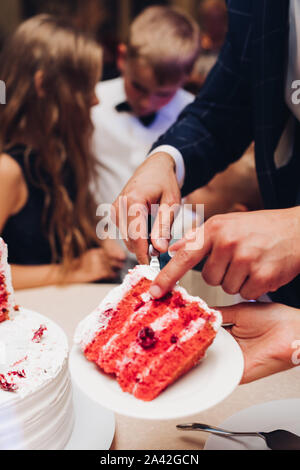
[0,238,74,450]
[75,265,222,401]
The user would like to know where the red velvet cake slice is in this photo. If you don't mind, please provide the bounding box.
[75,265,222,401]
[0,238,16,323]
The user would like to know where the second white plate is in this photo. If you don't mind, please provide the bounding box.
[204,399,300,450]
[70,328,244,421]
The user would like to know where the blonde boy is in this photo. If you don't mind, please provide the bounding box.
[92,6,200,205]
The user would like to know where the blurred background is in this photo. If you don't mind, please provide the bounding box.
[0,0,228,92]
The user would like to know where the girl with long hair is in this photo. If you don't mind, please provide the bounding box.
[0,15,125,289]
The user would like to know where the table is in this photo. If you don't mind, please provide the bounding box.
[15,271,300,450]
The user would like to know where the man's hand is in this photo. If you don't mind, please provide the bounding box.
[112,152,181,264]
[219,302,300,383]
[149,208,300,300]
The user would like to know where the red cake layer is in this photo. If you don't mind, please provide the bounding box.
[130,323,216,401]
[83,275,219,401]
[0,273,9,323]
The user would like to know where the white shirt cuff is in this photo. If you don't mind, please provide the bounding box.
[148,145,185,189]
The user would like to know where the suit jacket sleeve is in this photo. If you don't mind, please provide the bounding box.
[151,0,254,197]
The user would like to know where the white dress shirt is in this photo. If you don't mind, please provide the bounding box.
[91,77,194,204]
[154,0,300,186]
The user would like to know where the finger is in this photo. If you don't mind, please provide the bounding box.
[168,227,197,255]
[128,203,150,264]
[112,196,150,264]
[218,303,257,333]
[217,305,240,326]
[240,277,266,301]
[149,234,212,299]
[221,259,250,295]
[201,243,232,287]
[151,193,181,253]
[168,240,185,256]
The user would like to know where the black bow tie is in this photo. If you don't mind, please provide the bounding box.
[115,102,157,127]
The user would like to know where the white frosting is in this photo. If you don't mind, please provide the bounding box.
[179,317,206,343]
[0,310,68,397]
[75,265,223,349]
[150,310,180,332]
[0,309,74,450]
[0,239,73,449]
[0,238,16,317]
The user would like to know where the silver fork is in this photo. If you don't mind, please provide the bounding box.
[177,423,300,450]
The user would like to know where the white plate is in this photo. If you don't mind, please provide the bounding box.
[70,328,244,421]
[204,399,300,450]
[65,382,115,450]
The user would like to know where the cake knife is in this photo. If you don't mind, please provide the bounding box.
[149,244,161,272]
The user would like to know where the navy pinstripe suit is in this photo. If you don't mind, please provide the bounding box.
[152,0,300,307]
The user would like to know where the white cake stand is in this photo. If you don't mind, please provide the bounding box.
[65,381,115,450]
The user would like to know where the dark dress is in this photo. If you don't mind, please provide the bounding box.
[2,145,73,265]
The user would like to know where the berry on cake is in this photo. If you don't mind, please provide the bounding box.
[75,265,222,402]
